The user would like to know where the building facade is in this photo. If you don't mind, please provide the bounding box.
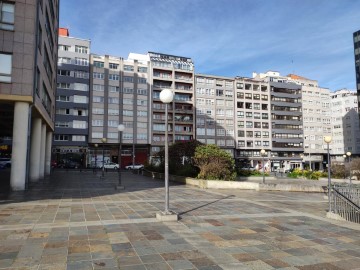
[330,89,360,160]
[88,53,150,168]
[53,28,90,167]
[195,74,235,156]
[234,77,272,169]
[287,74,331,170]
[354,30,360,119]
[148,52,195,158]
[0,0,59,190]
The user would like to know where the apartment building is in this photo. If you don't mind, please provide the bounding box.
[53,28,90,166]
[354,30,360,118]
[287,74,331,170]
[253,71,303,171]
[234,77,272,169]
[195,74,235,155]
[88,53,150,167]
[148,52,195,157]
[330,89,360,159]
[0,0,59,190]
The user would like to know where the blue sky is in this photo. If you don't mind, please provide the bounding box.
[60,0,359,91]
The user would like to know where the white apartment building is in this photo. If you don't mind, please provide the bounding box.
[287,74,331,170]
[195,74,235,156]
[330,89,360,160]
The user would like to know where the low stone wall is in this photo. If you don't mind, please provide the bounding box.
[142,170,326,193]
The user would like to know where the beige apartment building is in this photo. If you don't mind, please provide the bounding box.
[148,52,195,157]
[287,74,331,170]
[0,0,59,190]
[234,77,272,169]
[195,74,235,156]
[88,53,150,167]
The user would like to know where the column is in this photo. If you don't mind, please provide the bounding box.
[29,118,42,182]
[45,131,53,175]
[10,102,30,191]
[39,123,46,178]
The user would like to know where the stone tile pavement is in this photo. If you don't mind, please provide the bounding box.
[0,170,359,269]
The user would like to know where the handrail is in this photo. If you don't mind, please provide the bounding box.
[331,184,360,224]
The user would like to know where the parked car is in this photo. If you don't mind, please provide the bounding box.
[0,158,11,168]
[240,166,256,171]
[125,164,144,170]
[102,162,119,170]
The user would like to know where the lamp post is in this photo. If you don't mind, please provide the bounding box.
[94,144,98,173]
[300,154,304,170]
[159,88,174,216]
[117,124,125,189]
[324,136,332,212]
[101,138,107,178]
[346,151,352,185]
[260,149,266,184]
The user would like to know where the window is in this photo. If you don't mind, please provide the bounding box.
[93,96,104,103]
[137,89,147,95]
[138,77,147,84]
[0,2,14,30]
[109,74,120,80]
[109,86,119,92]
[92,120,103,126]
[74,95,87,103]
[73,83,88,91]
[108,97,119,104]
[109,63,118,69]
[137,111,147,117]
[93,61,104,68]
[55,122,69,128]
[137,133,147,140]
[137,100,147,106]
[93,72,104,79]
[58,57,71,64]
[93,84,104,91]
[72,136,85,142]
[108,120,118,127]
[138,67,147,73]
[56,95,70,102]
[124,65,134,71]
[92,132,103,139]
[137,122,147,129]
[75,46,88,54]
[108,108,119,115]
[0,53,12,82]
[124,76,134,83]
[123,88,133,94]
[75,57,88,66]
[123,99,133,105]
[56,108,70,115]
[58,45,70,51]
[74,70,89,79]
[123,110,133,116]
[73,121,87,129]
[57,69,70,76]
[54,135,69,141]
[92,108,104,115]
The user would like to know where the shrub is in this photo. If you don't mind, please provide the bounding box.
[193,144,236,181]
[331,164,346,179]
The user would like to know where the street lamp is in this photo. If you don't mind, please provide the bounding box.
[260,149,266,184]
[324,136,332,212]
[300,154,304,170]
[157,88,177,220]
[94,144,98,173]
[117,124,125,190]
[101,138,107,178]
[346,151,352,185]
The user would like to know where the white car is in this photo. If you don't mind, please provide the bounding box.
[102,162,119,169]
[125,164,144,170]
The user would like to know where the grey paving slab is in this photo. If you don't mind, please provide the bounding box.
[0,170,359,270]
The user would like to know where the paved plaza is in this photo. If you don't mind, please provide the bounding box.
[0,170,359,270]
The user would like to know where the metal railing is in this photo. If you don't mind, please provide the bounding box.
[331,184,360,224]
